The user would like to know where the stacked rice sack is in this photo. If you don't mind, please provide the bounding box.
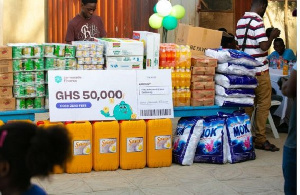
[173,110,255,165]
[205,49,261,107]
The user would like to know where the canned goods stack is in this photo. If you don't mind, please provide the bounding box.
[43,43,77,109]
[7,43,46,110]
[72,41,104,70]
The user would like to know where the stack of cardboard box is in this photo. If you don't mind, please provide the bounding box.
[190,55,217,106]
[0,46,15,111]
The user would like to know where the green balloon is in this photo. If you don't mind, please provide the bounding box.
[153,4,157,13]
[170,5,185,19]
[149,13,163,29]
[162,16,178,30]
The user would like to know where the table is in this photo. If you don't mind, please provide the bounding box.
[174,106,238,117]
[269,68,288,120]
[0,109,49,123]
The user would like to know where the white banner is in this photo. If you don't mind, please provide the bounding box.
[48,70,173,122]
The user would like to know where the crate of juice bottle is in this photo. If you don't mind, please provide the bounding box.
[92,121,119,171]
[146,119,172,168]
[36,120,65,174]
[65,121,92,173]
[119,120,146,170]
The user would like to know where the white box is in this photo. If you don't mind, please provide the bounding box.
[133,31,160,69]
[94,38,144,56]
[106,56,143,70]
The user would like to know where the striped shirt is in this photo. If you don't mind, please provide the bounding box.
[236,12,269,68]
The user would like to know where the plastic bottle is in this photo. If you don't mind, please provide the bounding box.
[175,45,181,68]
[283,60,289,75]
[180,45,187,69]
[179,68,185,87]
[175,69,181,88]
[171,67,176,87]
[36,120,65,174]
[178,87,186,107]
[92,121,119,171]
[65,121,92,173]
[146,119,172,168]
[185,69,191,88]
[185,87,191,106]
[159,45,166,68]
[186,45,192,69]
[172,87,176,106]
[119,120,146,170]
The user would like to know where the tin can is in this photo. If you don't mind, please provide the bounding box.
[89,51,96,58]
[96,51,103,57]
[77,57,84,65]
[96,65,104,70]
[36,84,45,97]
[12,46,23,59]
[65,45,76,58]
[97,57,104,64]
[84,57,91,64]
[23,59,34,71]
[45,58,56,70]
[13,85,26,97]
[33,45,44,58]
[66,58,77,70]
[90,43,96,51]
[44,45,55,57]
[33,58,44,71]
[22,46,33,57]
[13,72,24,85]
[34,72,45,84]
[54,44,66,57]
[25,85,36,97]
[24,72,35,83]
[56,58,66,69]
[76,50,83,57]
[13,59,23,72]
[34,97,45,109]
[82,50,89,57]
[16,98,26,110]
[25,98,34,109]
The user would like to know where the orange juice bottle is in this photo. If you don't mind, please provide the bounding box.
[179,68,185,87]
[146,119,172,168]
[65,121,92,173]
[177,87,185,106]
[283,60,289,75]
[186,45,192,69]
[175,45,181,67]
[36,120,65,174]
[92,121,119,171]
[185,87,191,106]
[185,69,191,88]
[119,120,146,170]
[0,120,4,126]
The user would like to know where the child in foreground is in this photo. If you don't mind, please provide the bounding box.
[0,122,71,195]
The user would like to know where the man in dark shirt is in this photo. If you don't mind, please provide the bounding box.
[65,0,107,44]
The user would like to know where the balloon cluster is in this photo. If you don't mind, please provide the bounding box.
[149,0,185,31]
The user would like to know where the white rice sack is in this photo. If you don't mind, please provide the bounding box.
[215,74,258,89]
[217,63,257,76]
[215,95,254,107]
[194,116,227,164]
[205,49,262,66]
[215,85,255,98]
[218,111,256,163]
[173,117,204,166]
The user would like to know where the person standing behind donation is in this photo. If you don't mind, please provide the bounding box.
[235,0,280,151]
[65,0,107,44]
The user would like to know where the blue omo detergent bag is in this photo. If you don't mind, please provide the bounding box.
[194,116,227,164]
[173,117,203,166]
[218,110,256,163]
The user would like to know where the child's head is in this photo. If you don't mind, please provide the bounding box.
[0,122,71,193]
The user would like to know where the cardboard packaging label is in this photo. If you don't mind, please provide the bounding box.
[190,98,214,106]
[0,60,13,73]
[0,98,15,111]
[191,75,214,82]
[191,89,215,99]
[0,73,13,86]
[192,67,216,75]
[0,86,13,98]
[191,55,218,67]
[176,24,222,56]
[0,47,12,60]
[191,82,215,90]
[106,56,143,70]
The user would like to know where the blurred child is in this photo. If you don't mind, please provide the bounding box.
[0,122,71,195]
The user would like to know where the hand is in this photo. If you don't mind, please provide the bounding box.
[270,28,281,39]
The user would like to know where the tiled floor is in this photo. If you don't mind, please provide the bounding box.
[33,113,286,195]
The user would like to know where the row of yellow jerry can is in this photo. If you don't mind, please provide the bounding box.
[35,118,172,174]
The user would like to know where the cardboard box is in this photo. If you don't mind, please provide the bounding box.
[191,67,216,75]
[0,86,13,98]
[94,38,144,56]
[0,73,13,86]
[106,56,143,70]
[191,82,215,90]
[175,24,222,56]
[0,46,12,60]
[191,75,214,82]
[133,31,160,69]
[191,55,218,67]
[0,98,15,111]
[191,89,215,99]
[0,60,13,73]
[190,98,214,106]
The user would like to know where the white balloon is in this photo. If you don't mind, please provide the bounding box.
[156,0,172,17]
